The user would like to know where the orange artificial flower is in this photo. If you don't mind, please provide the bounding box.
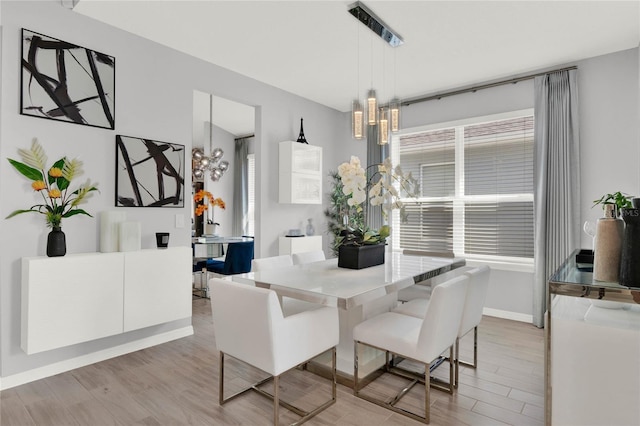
[49,167,63,178]
[193,189,207,203]
[193,190,225,216]
[32,180,46,191]
[48,189,61,199]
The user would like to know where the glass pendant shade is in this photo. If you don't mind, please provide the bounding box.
[352,100,364,139]
[378,107,389,145]
[367,89,378,125]
[390,98,400,133]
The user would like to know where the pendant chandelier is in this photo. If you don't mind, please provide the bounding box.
[192,94,229,182]
[349,1,403,145]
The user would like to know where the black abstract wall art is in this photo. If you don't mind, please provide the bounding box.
[116,135,185,208]
[21,28,115,129]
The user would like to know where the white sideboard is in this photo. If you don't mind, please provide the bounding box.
[21,247,192,355]
[279,235,323,255]
[279,141,322,204]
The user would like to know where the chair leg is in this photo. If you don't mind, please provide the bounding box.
[454,337,460,388]
[219,351,225,405]
[448,346,455,393]
[331,347,337,402]
[353,341,359,394]
[273,374,280,426]
[473,326,478,368]
[424,361,431,424]
[458,326,479,371]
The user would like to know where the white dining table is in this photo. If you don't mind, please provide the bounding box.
[232,249,466,378]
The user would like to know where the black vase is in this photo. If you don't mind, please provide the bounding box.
[47,226,66,257]
[619,207,640,287]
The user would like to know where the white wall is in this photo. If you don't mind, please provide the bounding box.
[0,0,349,380]
[579,48,640,239]
[206,123,235,235]
[393,47,639,318]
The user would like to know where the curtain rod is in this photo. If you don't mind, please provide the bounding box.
[402,65,577,106]
[235,134,255,141]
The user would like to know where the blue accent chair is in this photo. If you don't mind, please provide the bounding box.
[206,240,255,275]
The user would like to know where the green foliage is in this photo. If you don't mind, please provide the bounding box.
[324,171,365,255]
[6,139,99,228]
[7,158,43,181]
[592,191,633,215]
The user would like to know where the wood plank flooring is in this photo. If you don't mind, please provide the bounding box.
[1,298,544,425]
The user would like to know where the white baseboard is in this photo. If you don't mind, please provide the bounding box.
[0,326,194,391]
[483,307,533,324]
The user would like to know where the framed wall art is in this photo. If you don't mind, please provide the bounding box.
[116,135,185,208]
[21,28,115,129]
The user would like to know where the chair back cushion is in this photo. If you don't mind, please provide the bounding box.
[210,278,282,372]
[458,265,491,337]
[417,275,469,361]
[221,240,254,274]
[292,250,326,265]
[251,254,293,271]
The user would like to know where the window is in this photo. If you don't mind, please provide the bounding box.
[392,110,534,265]
[247,153,255,237]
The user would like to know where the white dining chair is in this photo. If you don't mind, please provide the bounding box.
[251,254,322,316]
[392,265,491,387]
[353,275,469,424]
[397,250,456,303]
[210,278,339,425]
[292,250,326,265]
[251,254,294,271]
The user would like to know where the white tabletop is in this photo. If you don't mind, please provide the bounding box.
[234,251,465,309]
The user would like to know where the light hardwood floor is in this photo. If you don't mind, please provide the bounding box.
[1,298,544,425]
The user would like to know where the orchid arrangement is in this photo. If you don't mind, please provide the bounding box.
[194,189,225,224]
[6,138,99,228]
[334,155,418,248]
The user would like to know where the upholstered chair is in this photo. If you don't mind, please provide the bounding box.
[397,250,455,302]
[392,265,491,387]
[353,275,469,423]
[292,250,326,265]
[210,278,338,425]
[251,254,294,271]
[251,254,322,316]
[206,240,254,275]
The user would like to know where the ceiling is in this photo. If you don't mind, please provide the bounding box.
[74,1,639,135]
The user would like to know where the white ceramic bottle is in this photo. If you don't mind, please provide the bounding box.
[593,204,625,282]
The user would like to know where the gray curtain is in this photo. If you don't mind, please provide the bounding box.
[533,69,580,327]
[233,138,250,236]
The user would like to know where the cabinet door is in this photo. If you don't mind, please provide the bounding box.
[279,141,323,204]
[123,247,191,332]
[291,143,322,175]
[21,253,124,354]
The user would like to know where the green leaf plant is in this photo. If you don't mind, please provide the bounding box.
[6,138,99,228]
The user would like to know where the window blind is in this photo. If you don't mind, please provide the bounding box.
[396,113,534,260]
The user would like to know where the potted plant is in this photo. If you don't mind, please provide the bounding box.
[331,156,418,269]
[6,138,99,257]
[194,189,225,235]
[592,191,633,217]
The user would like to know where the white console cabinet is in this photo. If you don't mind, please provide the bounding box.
[279,141,322,204]
[21,247,191,355]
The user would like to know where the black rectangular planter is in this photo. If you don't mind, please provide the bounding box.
[338,244,385,269]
